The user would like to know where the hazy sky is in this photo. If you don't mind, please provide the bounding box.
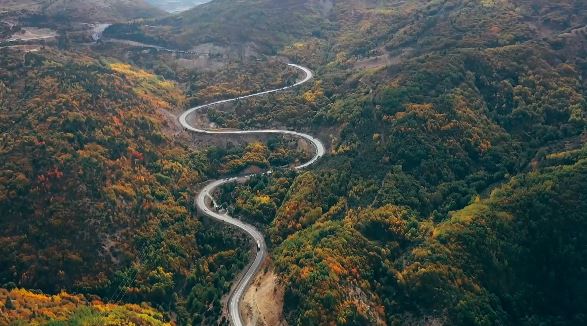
[146,0,212,13]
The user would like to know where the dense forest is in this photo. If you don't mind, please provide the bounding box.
[111,0,585,324]
[0,49,306,324]
[1,0,586,325]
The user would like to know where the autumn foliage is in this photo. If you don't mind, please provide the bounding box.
[0,288,171,325]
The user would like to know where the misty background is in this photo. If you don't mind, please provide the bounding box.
[146,0,211,12]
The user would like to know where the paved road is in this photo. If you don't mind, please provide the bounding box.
[179,64,324,326]
[100,37,209,55]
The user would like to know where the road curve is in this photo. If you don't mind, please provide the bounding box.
[179,64,324,326]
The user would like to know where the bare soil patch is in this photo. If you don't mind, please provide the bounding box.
[241,265,286,326]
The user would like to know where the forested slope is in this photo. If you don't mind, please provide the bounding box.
[266,143,587,325]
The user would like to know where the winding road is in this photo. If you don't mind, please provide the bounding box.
[178,64,324,326]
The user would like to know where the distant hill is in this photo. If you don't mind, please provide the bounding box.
[0,0,165,22]
[105,0,587,56]
[105,0,329,51]
[145,0,211,13]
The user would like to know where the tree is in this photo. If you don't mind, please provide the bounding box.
[5,296,14,310]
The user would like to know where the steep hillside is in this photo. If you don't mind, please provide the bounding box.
[267,143,587,325]
[393,144,587,325]
[0,48,304,324]
[0,49,193,294]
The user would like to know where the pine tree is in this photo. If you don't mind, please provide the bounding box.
[5,296,15,310]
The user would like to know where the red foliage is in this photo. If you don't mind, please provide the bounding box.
[130,151,144,161]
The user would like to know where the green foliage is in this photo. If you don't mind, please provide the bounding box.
[395,149,587,324]
[0,49,200,294]
[272,205,418,325]
[0,49,251,325]
[183,248,247,325]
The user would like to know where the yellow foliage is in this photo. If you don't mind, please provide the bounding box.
[108,62,184,110]
[292,42,306,49]
[300,266,312,279]
[546,149,581,160]
[221,142,270,172]
[303,81,324,103]
[108,182,137,201]
[0,288,171,325]
[110,63,157,80]
[326,258,345,276]
[255,195,271,204]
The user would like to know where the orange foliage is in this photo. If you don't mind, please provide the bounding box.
[0,288,171,325]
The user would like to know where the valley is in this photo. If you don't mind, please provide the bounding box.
[180,63,322,326]
[0,0,586,325]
